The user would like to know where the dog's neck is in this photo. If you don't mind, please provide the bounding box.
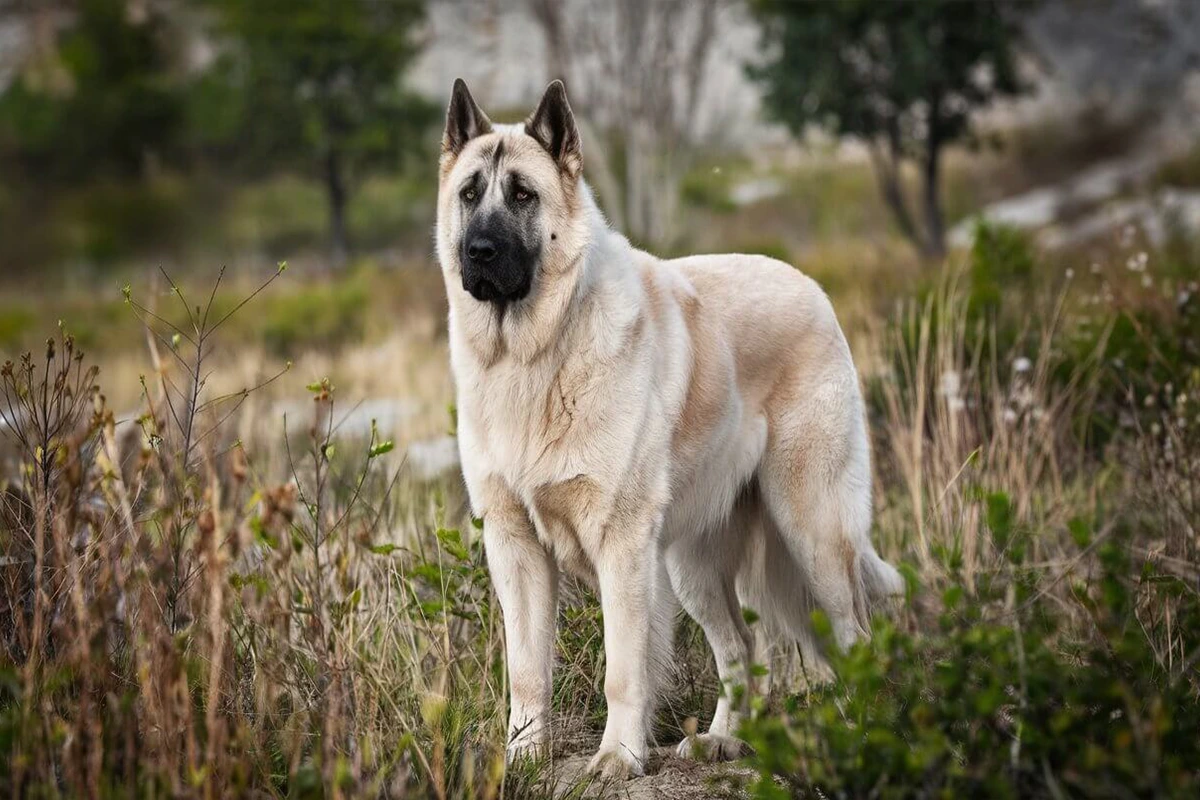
[454,181,641,368]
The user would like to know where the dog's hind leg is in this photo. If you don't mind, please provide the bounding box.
[759,375,900,652]
[738,508,835,690]
[666,532,754,762]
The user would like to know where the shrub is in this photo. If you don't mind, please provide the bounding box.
[967,221,1035,321]
[0,306,35,352]
[261,273,370,355]
[740,495,1200,799]
[1155,143,1200,189]
[681,164,738,213]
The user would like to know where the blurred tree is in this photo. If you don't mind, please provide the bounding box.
[749,0,1032,259]
[0,0,185,181]
[528,0,722,247]
[197,0,436,266]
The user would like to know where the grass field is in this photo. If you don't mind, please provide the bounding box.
[2,142,1199,798]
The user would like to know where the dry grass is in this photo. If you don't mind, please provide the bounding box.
[1,218,1198,797]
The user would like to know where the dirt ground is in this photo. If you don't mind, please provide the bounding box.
[548,746,755,799]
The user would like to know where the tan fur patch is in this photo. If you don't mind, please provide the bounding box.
[480,475,532,533]
[838,536,858,585]
[669,279,732,467]
[532,475,602,584]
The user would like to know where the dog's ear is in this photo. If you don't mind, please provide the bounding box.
[443,79,492,157]
[525,80,582,178]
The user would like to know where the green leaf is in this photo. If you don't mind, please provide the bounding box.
[1068,517,1092,548]
[436,527,469,561]
[368,440,394,458]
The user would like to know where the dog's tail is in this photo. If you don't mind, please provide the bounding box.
[862,549,905,601]
[736,490,904,690]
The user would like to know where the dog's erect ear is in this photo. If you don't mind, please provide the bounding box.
[443,79,492,157]
[525,80,582,177]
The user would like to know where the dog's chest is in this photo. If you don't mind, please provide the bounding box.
[468,354,622,487]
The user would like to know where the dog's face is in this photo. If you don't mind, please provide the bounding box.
[437,79,583,306]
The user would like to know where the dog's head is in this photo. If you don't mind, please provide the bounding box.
[436,79,583,305]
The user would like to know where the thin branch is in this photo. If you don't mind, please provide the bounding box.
[210,266,287,334]
[159,265,199,339]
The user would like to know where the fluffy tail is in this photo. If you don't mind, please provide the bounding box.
[862,550,905,601]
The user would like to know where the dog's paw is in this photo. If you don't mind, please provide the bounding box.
[505,736,549,766]
[674,733,750,762]
[586,745,644,780]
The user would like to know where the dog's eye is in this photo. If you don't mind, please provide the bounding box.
[515,189,535,203]
[461,188,477,202]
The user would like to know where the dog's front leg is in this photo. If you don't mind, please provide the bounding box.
[587,511,662,779]
[483,505,559,763]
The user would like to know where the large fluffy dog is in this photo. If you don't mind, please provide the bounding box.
[436,79,902,779]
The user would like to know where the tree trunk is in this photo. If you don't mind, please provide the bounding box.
[325,148,349,269]
[867,138,925,256]
[922,125,946,260]
[528,0,572,86]
[625,120,652,244]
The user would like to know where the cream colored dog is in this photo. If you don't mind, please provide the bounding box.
[436,79,903,779]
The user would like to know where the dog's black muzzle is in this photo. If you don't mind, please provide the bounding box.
[461,229,534,304]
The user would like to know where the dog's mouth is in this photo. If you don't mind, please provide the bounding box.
[463,272,532,305]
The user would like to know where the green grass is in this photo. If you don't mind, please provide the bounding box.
[1,224,1196,798]
[0,170,435,277]
[2,112,1199,796]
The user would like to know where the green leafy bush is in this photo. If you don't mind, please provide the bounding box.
[0,307,35,352]
[740,494,1200,799]
[682,165,738,213]
[261,274,370,355]
[968,222,1035,321]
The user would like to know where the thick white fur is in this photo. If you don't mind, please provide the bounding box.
[437,118,903,779]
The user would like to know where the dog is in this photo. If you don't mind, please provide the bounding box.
[435,79,903,779]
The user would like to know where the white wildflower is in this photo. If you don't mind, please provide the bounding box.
[938,370,961,400]
[1013,356,1032,374]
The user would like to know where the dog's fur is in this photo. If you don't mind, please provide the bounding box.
[436,79,903,778]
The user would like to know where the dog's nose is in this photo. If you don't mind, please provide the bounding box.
[467,237,498,263]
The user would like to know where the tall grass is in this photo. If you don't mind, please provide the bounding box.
[2,224,1198,798]
[0,270,519,798]
[735,229,1200,798]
